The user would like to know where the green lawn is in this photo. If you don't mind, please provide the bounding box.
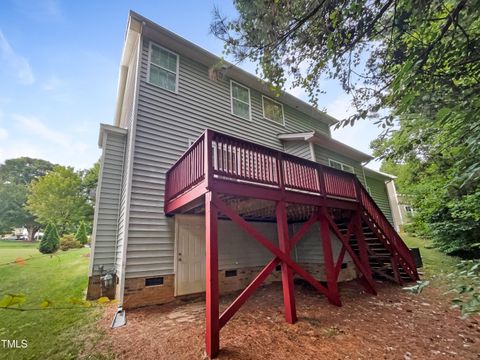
[402,232,460,280]
[0,240,108,360]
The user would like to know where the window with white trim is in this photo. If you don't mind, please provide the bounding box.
[262,96,284,125]
[230,81,251,120]
[328,159,355,174]
[148,42,179,92]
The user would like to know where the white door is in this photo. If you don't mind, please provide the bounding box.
[176,216,206,296]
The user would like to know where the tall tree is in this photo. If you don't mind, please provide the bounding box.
[212,0,480,255]
[0,183,40,241]
[211,0,480,178]
[27,166,92,235]
[0,157,54,185]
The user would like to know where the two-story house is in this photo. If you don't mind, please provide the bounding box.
[87,12,418,356]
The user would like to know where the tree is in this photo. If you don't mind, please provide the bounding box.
[212,0,480,255]
[74,221,88,245]
[0,157,54,185]
[211,0,480,179]
[0,183,40,241]
[27,166,92,235]
[39,223,59,254]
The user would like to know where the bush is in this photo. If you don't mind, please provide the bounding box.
[59,234,83,251]
[74,221,88,245]
[39,223,59,254]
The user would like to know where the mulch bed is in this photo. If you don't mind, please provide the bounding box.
[98,280,480,359]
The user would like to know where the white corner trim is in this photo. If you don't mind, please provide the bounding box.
[118,30,143,307]
[309,142,316,162]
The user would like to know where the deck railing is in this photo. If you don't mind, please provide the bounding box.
[164,129,416,275]
[166,130,361,203]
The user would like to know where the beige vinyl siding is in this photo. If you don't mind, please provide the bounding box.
[123,38,333,279]
[314,145,367,186]
[283,140,312,160]
[365,176,394,225]
[91,132,127,274]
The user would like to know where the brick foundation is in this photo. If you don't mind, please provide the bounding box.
[121,261,357,309]
[123,275,175,309]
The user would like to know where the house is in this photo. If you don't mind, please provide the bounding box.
[88,11,418,357]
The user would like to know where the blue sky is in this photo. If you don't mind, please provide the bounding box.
[0,0,383,170]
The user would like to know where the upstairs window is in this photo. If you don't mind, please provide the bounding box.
[148,42,179,92]
[230,81,251,120]
[328,159,355,174]
[262,96,284,125]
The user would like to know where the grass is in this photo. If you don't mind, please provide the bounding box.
[0,240,109,360]
[401,232,460,284]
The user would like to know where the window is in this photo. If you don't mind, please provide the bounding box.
[148,42,179,92]
[262,96,285,125]
[230,81,251,120]
[328,159,355,174]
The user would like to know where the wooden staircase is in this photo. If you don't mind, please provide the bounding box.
[334,192,418,285]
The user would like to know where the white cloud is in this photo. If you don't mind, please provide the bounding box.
[325,94,356,121]
[0,30,35,84]
[43,76,63,91]
[7,114,98,169]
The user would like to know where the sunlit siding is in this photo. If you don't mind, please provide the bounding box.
[365,176,394,225]
[314,145,367,186]
[283,140,312,160]
[91,132,127,273]
[115,39,140,278]
[124,37,333,278]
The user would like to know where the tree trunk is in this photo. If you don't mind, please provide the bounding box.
[27,225,40,242]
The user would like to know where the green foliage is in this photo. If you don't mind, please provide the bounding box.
[403,280,431,295]
[75,221,89,245]
[213,1,480,256]
[39,223,60,254]
[0,157,54,185]
[59,234,83,251]
[0,182,39,236]
[448,259,480,318]
[27,165,93,234]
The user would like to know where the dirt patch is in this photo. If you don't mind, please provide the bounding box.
[98,281,480,359]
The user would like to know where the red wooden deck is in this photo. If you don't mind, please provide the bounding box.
[164,129,419,358]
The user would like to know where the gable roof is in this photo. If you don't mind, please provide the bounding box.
[278,131,374,163]
[114,11,339,127]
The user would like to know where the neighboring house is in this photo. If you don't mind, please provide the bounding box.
[88,13,417,355]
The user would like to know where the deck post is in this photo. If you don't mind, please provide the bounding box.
[204,129,214,188]
[319,208,341,306]
[276,200,297,324]
[205,191,219,358]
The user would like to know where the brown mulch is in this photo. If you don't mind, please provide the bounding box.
[98,281,480,360]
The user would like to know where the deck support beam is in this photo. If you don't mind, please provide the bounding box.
[276,201,297,324]
[205,191,219,358]
[319,208,341,306]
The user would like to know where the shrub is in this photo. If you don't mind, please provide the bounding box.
[74,221,88,245]
[59,234,83,251]
[39,223,60,254]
